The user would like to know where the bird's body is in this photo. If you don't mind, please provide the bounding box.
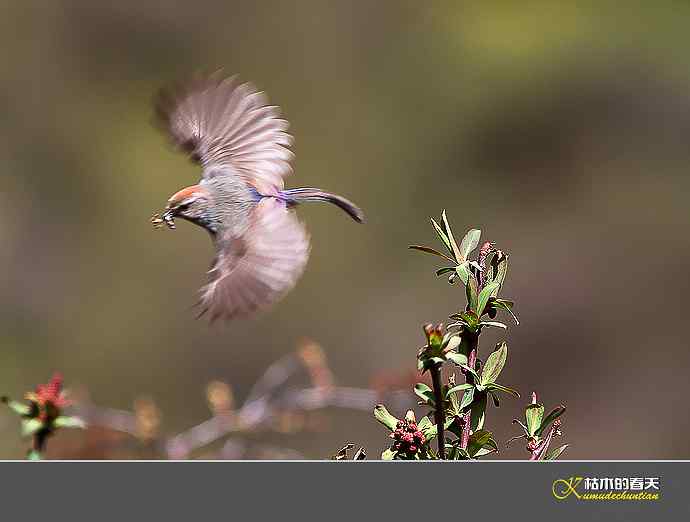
[153,72,363,321]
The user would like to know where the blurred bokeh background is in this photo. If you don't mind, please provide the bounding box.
[1,1,689,459]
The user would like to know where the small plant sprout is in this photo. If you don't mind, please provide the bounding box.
[331,443,367,460]
[508,392,568,460]
[2,373,85,460]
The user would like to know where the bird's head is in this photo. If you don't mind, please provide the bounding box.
[155,185,220,234]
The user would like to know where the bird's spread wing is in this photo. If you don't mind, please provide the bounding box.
[155,72,294,194]
[198,198,310,321]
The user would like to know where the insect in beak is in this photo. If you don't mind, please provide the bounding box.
[151,209,176,230]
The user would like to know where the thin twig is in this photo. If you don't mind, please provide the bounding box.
[73,347,414,459]
[460,331,478,451]
[429,362,445,459]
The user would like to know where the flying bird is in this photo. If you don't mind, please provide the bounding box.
[151,72,364,321]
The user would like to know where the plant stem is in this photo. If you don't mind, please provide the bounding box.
[460,331,478,450]
[429,362,446,459]
[27,431,47,460]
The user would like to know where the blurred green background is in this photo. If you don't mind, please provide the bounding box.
[1,1,689,459]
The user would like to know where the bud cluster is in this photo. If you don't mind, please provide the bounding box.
[423,323,445,348]
[390,419,426,456]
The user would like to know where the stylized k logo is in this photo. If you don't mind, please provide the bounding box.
[552,477,583,500]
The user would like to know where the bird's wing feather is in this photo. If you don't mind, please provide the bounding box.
[198,198,310,321]
[155,72,294,193]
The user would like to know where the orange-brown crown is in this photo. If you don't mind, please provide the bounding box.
[167,184,204,208]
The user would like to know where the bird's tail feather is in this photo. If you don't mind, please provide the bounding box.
[280,188,365,223]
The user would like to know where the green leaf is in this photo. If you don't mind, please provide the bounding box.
[459,387,475,411]
[431,218,453,258]
[479,321,507,330]
[446,383,473,396]
[468,260,483,274]
[491,298,519,325]
[454,262,472,286]
[353,447,367,460]
[486,382,520,398]
[474,447,498,457]
[417,416,432,430]
[458,364,480,383]
[381,449,397,460]
[2,398,31,416]
[477,282,500,317]
[489,251,509,291]
[443,334,461,352]
[455,448,471,460]
[525,403,544,437]
[466,275,479,312]
[414,383,433,395]
[489,390,500,407]
[409,245,456,263]
[544,444,568,461]
[484,435,499,451]
[456,335,474,358]
[480,342,508,386]
[21,418,44,438]
[447,321,469,330]
[467,429,493,457]
[445,352,468,366]
[332,443,355,460]
[445,444,470,460]
[54,416,86,429]
[459,229,481,261]
[26,449,42,461]
[417,416,437,440]
[444,415,462,437]
[373,405,399,431]
[414,383,434,406]
[451,310,479,330]
[448,389,460,416]
[436,267,456,277]
[441,210,462,262]
[536,405,566,437]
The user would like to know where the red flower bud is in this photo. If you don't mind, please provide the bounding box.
[25,373,71,421]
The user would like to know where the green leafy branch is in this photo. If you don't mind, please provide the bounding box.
[367,211,569,460]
